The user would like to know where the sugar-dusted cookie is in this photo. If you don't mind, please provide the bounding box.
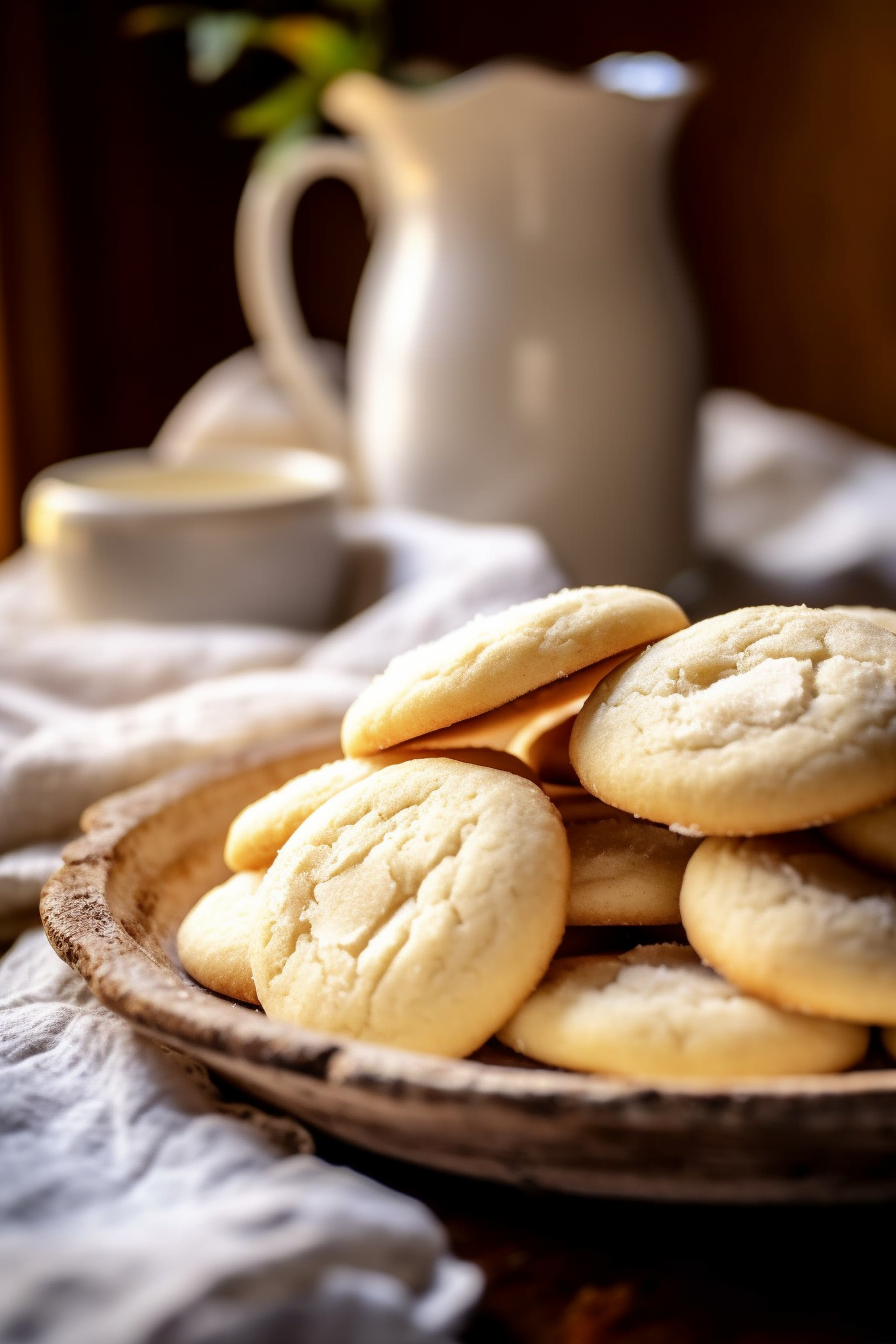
[680,834,896,1024]
[176,869,264,1005]
[566,813,699,925]
[825,800,896,877]
[828,605,896,637]
[341,586,687,757]
[225,746,536,872]
[497,945,867,1079]
[571,606,896,836]
[250,758,569,1056]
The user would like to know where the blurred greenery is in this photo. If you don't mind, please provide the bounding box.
[123,2,389,159]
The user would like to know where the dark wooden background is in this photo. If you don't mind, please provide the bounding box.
[3,0,896,557]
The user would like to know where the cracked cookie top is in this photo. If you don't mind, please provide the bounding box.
[570,605,896,835]
[340,585,688,757]
[249,757,569,1056]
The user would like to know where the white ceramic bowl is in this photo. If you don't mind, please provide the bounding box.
[23,447,346,627]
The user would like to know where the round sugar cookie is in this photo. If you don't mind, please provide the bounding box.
[341,586,687,757]
[828,605,896,637]
[497,945,867,1079]
[225,747,536,872]
[570,605,896,836]
[680,834,896,1025]
[250,758,569,1056]
[566,814,699,925]
[177,870,264,1005]
[825,800,896,877]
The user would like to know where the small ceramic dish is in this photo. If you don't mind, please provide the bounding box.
[40,737,896,1204]
[23,446,346,627]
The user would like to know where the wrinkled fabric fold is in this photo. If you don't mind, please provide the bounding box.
[0,509,564,922]
[0,508,562,1342]
[0,933,482,1344]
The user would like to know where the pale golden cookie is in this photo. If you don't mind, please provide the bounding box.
[225,747,536,872]
[509,703,581,785]
[571,605,896,836]
[250,758,569,1056]
[176,870,264,1005]
[825,800,896,876]
[406,657,625,753]
[566,814,699,925]
[226,758,380,871]
[680,834,896,1025]
[341,586,687,757]
[498,945,867,1079]
[828,605,896,637]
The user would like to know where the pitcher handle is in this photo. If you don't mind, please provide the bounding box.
[235,138,375,473]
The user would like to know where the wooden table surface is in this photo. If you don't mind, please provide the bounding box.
[315,1130,892,1343]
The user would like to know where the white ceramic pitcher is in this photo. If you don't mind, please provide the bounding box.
[236,55,703,587]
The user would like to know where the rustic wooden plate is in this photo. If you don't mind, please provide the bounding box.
[40,735,896,1203]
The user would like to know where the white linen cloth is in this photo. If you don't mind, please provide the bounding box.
[0,507,565,1344]
[0,509,563,920]
[699,389,896,588]
[0,930,481,1344]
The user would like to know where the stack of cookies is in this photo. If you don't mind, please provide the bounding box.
[177,588,896,1081]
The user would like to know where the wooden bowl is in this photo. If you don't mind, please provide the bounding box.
[40,736,896,1203]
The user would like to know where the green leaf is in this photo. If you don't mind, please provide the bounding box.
[225,73,318,137]
[121,5,198,38]
[186,13,262,83]
[261,16,366,81]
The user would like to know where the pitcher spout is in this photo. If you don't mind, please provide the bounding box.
[590,52,705,104]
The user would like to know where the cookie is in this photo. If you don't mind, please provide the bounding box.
[250,758,569,1056]
[508,703,581,785]
[226,758,380,871]
[825,800,896,877]
[341,586,688,757]
[405,657,627,753]
[828,605,896,637]
[680,834,896,1024]
[570,605,896,836]
[497,945,867,1079]
[566,814,699,925]
[225,747,536,872]
[176,869,264,1005]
